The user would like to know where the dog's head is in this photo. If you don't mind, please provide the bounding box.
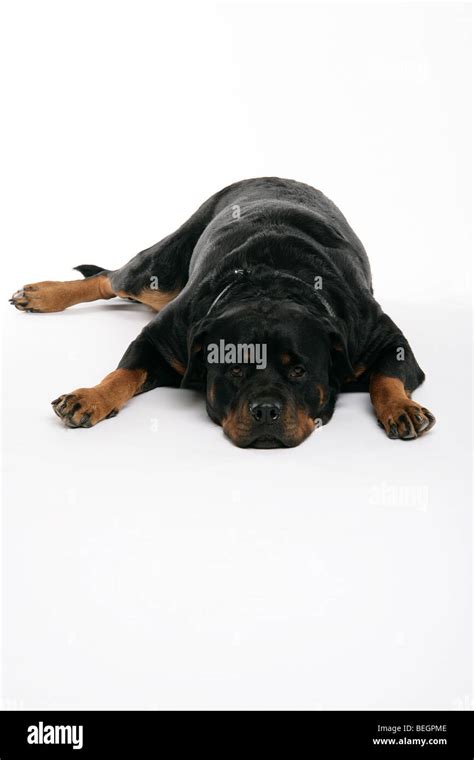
[182,293,351,448]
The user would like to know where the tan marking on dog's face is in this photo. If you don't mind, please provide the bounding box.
[280,352,292,365]
[208,382,216,404]
[281,406,316,446]
[221,402,315,448]
[221,407,256,446]
[315,383,325,405]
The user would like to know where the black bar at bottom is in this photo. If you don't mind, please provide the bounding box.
[0,710,472,758]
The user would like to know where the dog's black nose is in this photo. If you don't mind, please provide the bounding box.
[249,399,282,424]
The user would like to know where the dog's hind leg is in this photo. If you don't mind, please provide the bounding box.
[106,186,247,310]
[10,210,208,314]
[10,181,239,314]
[10,269,116,313]
[106,214,211,312]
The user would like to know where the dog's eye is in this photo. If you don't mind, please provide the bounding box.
[289,366,306,379]
[230,366,243,377]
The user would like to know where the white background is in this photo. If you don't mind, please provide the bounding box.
[1,1,471,709]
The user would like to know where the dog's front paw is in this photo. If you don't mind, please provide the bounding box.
[377,400,436,440]
[52,389,119,428]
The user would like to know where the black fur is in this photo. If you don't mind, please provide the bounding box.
[106,178,430,446]
[14,177,434,446]
[74,264,107,278]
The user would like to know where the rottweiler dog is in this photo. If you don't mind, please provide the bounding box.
[10,177,435,447]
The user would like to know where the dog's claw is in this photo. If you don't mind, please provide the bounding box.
[379,403,436,440]
[52,389,120,428]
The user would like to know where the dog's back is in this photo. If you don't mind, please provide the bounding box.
[188,177,372,293]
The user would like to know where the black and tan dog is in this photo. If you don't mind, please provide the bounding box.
[10,177,435,447]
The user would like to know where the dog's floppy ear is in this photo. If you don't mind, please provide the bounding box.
[321,320,353,385]
[180,320,208,390]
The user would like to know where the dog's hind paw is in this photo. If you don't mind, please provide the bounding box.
[10,286,39,312]
[10,282,70,313]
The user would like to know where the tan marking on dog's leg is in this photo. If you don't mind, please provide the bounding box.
[10,275,116,313]
[353,363,366,378]
[169,357,185,375]
[116,286,181,312]
[51,368,147,428]
[369,374,435,439]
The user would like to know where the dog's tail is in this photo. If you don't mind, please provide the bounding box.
[73,264,108,278]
